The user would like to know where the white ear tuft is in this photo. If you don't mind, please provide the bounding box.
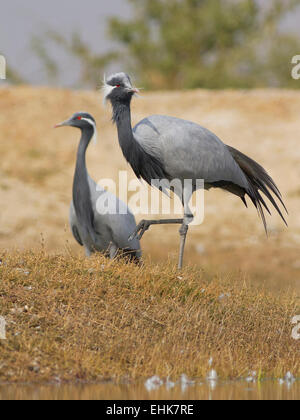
[82,117,98,145]
[92,125,98,145]
[101,74,115,106]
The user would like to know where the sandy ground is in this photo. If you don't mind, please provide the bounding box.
[0,86,299,291]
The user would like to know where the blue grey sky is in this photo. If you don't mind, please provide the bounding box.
[0,0,131,86]
[1,0,300,86]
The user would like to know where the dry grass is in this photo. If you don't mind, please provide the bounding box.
[0,251,299,384]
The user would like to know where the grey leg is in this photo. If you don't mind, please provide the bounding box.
[129,218,184,241]
[85,247,92,258]
[178,222,189,270]
[109,243,118,260]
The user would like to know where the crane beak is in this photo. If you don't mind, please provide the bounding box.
[127,87,140,95]
[54,119,70,129]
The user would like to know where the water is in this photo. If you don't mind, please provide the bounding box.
[0,380,299,400]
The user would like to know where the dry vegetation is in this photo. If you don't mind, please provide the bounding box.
[0,86,299,384]
[0,251,299,384]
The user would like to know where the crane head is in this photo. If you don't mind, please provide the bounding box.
[54,112,98,144]
[102,72,139,105]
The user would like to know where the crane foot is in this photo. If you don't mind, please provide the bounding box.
[129,220,151,241]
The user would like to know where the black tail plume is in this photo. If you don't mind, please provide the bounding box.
[227,145,288,233]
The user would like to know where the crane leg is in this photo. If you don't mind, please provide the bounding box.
[85,247,92,258]
[129,218,191,270]
[178,222,189,270]
[129,218,184,241]
[109,243,118,259]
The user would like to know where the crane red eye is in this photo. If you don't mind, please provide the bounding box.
[116,85,121,88]
[77,116,82,120]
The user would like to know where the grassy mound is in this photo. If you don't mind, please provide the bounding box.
[0,251,299,384]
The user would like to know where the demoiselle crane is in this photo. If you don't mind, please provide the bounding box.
[103,73,287,269]
[55,111,141,262]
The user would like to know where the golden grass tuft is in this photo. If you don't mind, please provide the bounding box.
[0,251,299,384]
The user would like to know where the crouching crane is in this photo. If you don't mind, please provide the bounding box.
[55,112,141,262]
[103,73,287,270]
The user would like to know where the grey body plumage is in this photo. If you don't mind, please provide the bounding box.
[103,73,287,269]
[55,111,141,261]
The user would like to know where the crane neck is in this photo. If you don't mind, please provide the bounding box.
[76,127,93,166]
[73,128,96,242]
[111,98,169,185]
[112,99,135,155]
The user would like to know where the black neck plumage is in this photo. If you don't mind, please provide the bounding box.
[111,99,168,185]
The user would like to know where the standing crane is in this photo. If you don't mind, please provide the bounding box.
[103,73,287,269]
[55,111,141,262]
